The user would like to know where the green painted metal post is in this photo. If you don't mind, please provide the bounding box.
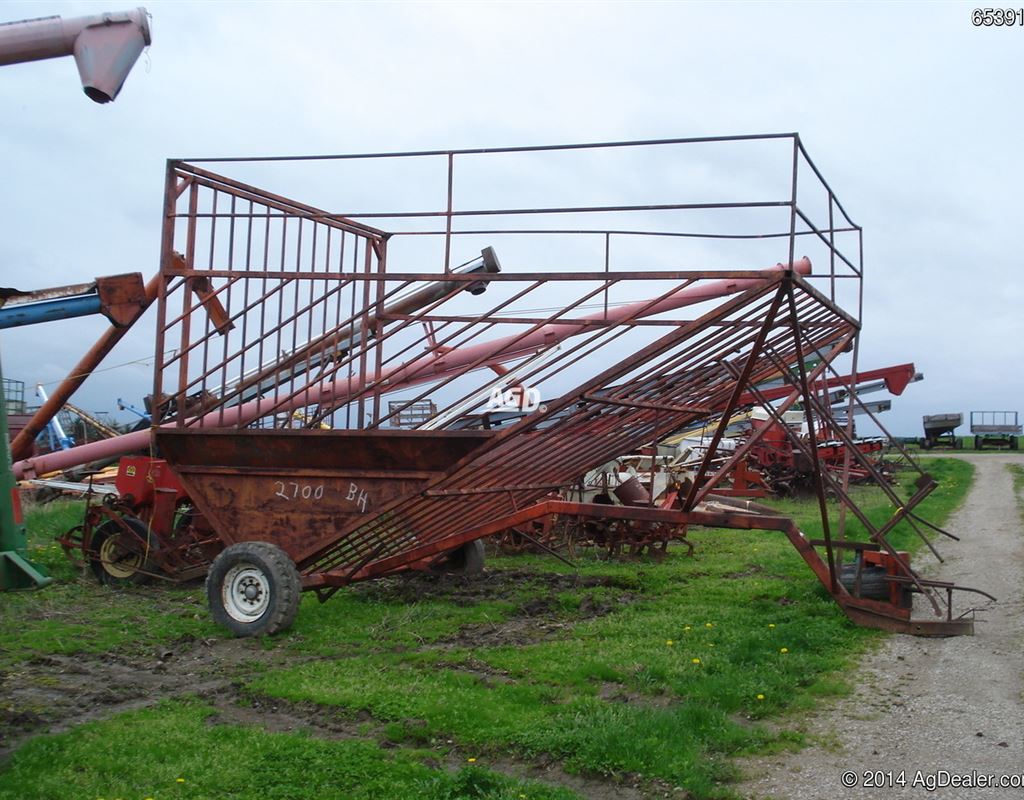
[0,358,52,590]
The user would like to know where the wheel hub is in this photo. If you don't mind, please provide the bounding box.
[99,533,142,579]
[222,563,271,621]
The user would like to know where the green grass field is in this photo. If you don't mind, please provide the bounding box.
[0,458,974,799]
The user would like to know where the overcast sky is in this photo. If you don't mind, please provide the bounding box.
[1,0,1020,437]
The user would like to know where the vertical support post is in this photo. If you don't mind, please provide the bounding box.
[357,240,372,428]
[443,152,454,274]
[173,181,199,426]
[152,161,181,423]
[787,134,799,275]
[371,238,386,427]
[857,227,865,325]
[0,359,53,590]
[603,232,611,319]
[828,192,836,304]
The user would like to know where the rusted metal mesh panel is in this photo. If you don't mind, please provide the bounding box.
[299,277,857,577]
[155,165,389,429]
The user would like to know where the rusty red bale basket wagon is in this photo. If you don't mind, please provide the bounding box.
[49,136,990,635]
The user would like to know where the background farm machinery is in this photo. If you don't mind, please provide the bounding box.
[920,413,963,450]
[8,136,991,637]
[970,411,1020,451]
[915,412,1020,451]
[0,273,148,589]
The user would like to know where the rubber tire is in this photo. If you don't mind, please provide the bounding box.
[437,539,486,575]
[838,563,890,601]
[206,542,301,637]
[88,517,156,587]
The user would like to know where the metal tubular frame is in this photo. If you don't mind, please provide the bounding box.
[142,135,981,635]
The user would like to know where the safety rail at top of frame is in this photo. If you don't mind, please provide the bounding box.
[153,135,864,436]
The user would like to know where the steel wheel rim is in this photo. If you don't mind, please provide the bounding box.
[222,563,271,622]
[99,534,142,579]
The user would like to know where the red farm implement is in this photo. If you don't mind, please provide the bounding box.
[22,136,989,636]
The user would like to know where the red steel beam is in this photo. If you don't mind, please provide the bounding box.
[740,362,916,405]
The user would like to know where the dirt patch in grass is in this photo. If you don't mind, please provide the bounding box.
[209,689,662,800]
[0,568,639,761]
[435,614,572,649]
[202,687,663,800]
[202,688,375,740]
[435,593,638,650]
[0,635,297,760]
[721,564,766,579]
[444,753,656,800]
[597,682,675,708]
[366,568,644,650]
[432,655,516,684]
[1,567,653,798]
[4,649,653,800]
[354,568,639,605]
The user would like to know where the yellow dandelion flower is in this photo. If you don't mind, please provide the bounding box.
[705,622,714,628]
[666,639,674,646]
[683,625,691,632]
[467,757,477,763]
[691,657,701,665]
[756,694,765,700]
[768,623,776,629]
[780,647,789,654]
[176,778,186,783]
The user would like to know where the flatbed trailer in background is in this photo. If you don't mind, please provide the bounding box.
[970,411,1020,450]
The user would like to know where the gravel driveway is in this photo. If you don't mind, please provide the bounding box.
[739,453,1024,799]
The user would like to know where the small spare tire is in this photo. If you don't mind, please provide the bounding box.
[838,563,891,601]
